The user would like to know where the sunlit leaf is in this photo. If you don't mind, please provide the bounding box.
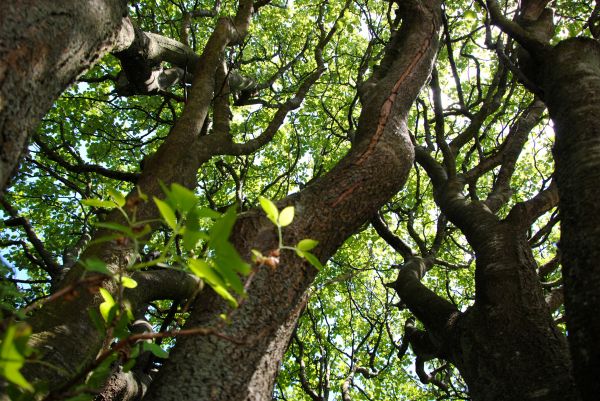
[170,183,197,212]
[120,276,137,288]
[108,187,126,207]
[259,197,279,224]
[154,197,177,231]
[0,324,34,392]
[98,288,116,322]
[80,258,112,276]
[82,199,115,209]
[297,239,318,251]
[302,252,323,270]
[278,206,295,227]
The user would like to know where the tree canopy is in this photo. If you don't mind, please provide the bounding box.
[1,0,599,400]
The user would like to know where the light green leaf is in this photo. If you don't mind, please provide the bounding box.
[154,197,177,231]
[94,221,133,236]
[259,197,279,224]
[195,207,221,219]
[213,286,239,308]
[80,258,112,276]
[137,186,148,202]
[120,276,137,288]
[170,183,197,212]
[188,259,226,288]
[303,252,323,270]
[251,249,264,262]
[82,199,115,209]
[0,324,34,392]
[99,288,116,322]
[108,187,126,207]
[464,10,477,20]
[278,206,295,227]
[297,238,318,251]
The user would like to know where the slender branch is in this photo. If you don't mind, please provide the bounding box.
[1,198,61,279]
[371,213,413,260]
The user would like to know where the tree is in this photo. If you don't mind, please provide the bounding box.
[0,0,598,400]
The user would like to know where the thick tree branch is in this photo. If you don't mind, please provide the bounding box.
[484,0,549,56]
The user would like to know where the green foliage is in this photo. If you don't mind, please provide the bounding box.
[0,0,577,399]
[0,323,33,392]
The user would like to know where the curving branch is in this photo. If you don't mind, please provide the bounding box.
[1,198,61,280]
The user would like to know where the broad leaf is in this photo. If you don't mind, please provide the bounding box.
[259,197,279,224]
[154,197,177,231]
[278,206,295,227]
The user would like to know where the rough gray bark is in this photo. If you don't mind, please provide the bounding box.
[0,0,128,194]
[143,1,442,399]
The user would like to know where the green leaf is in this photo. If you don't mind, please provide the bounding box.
[182,229,205,251]
[195,207,221,219]
[278,206,295,227]
[108,187,126,207]
[98,288,116,322]
[137,186,148,202]
[464,10,477,20]
[303,252,323,270]
[0,324,34,392]
[297,238,318,251]
[82,199,115,209]
[251,249,264,262]
[120,276,137,288]
[170,183,197,212]
[259,197,279,224]
[86,353,117,389]
[188,259,226,288]
[122,358,137,373]
[94,221,133,236]
[209,206,237,247]
[142,342,169,359]
[212,258,244,294]
[215,242,251,275]
[154,197,177,231]
[80,258,112,276]
[213,286,239,308]
[188,259,239,306]
[88,308,106,333]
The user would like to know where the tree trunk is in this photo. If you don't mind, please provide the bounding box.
[393,157,577,400]
[0,0,128,194]
[143,2,442,399]
[543,37,600,401]
[450,225,575,401]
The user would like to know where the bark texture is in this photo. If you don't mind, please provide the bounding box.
[543,38,600,401]
[486,2,600,398]
[392,169,576,400]
[143,1,442,399]
[0,0,127,193]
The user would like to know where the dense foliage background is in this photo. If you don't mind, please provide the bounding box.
[1,0,596,399]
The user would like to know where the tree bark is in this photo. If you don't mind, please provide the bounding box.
[0,0,128,194]
[485,2,600,397]
[143,1,442,399]
[392,141,578,400]
[543,37,600,401]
